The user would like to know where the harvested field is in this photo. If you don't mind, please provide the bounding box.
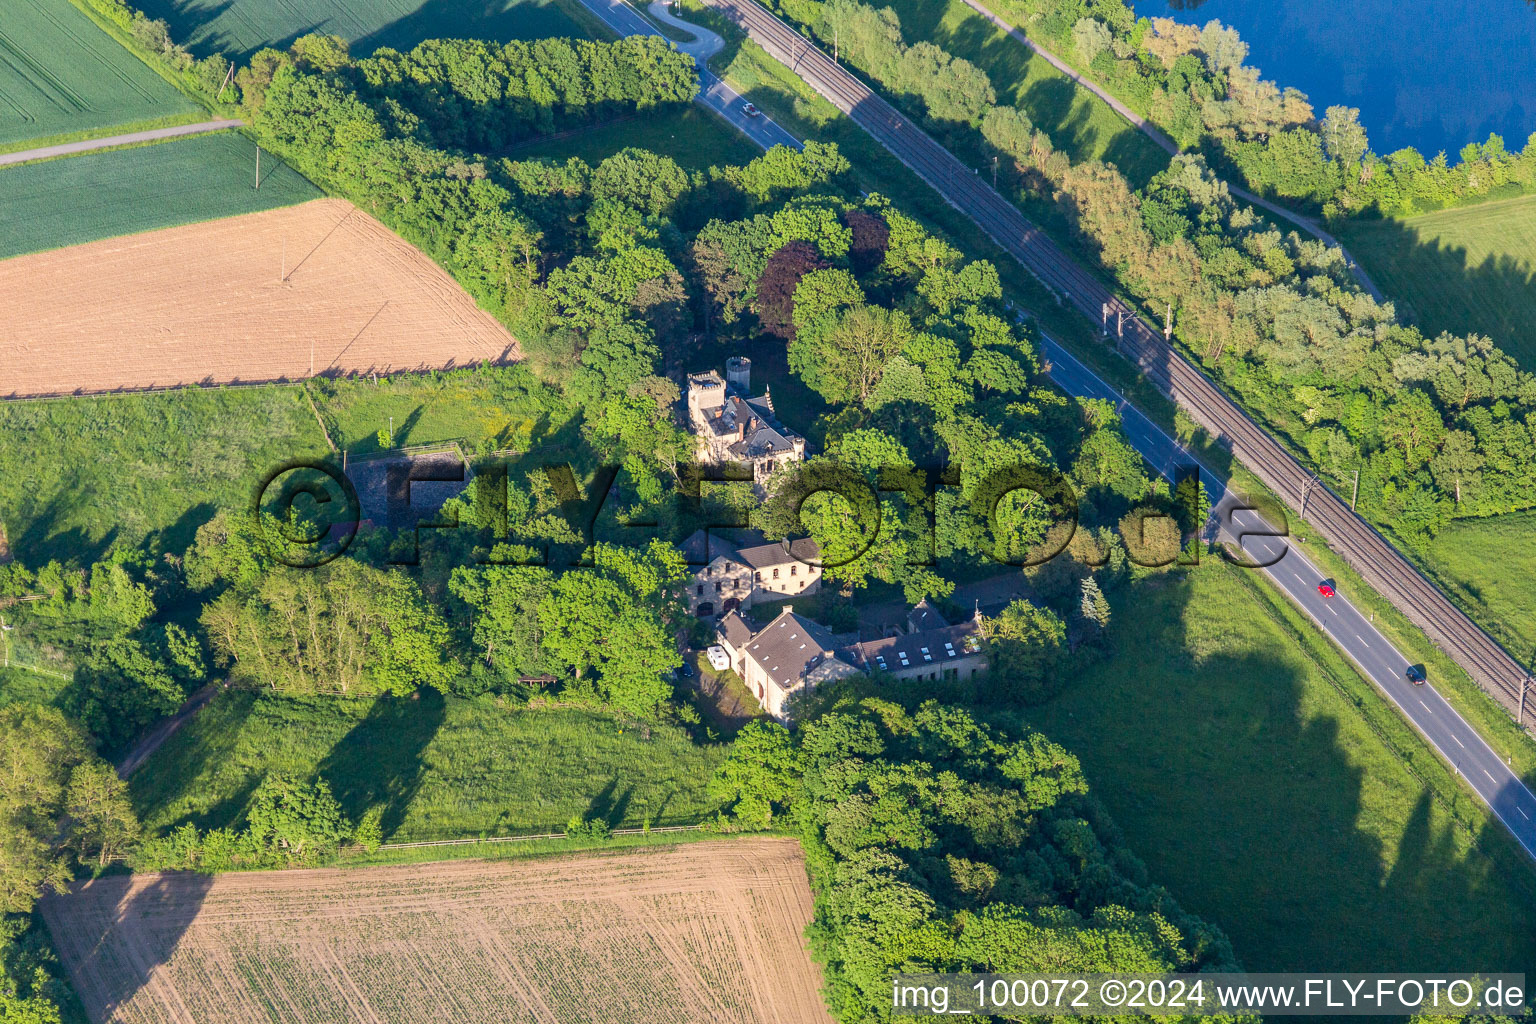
[42,838,833,1024]
[0,198,518,398]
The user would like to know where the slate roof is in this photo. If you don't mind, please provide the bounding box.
[745,609,847,688]
[678,529,743,566]
[906,598,948,632]
[718,610,754,650]
[735,538,821,570]
[844,622,984,674]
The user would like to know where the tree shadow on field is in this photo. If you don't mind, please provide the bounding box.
[584,777,635,828]
[11,478,120,568]
[1019,564,1536,972]
[142,501,217,563]
[356,0,584,58]
[314,687,448,840]
[42,871,215,1022]
[1334,211,1536,372]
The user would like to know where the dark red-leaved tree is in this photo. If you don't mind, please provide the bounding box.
[842,210,890,279]
[756,241,829,339]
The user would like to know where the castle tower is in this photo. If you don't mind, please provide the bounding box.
[725,356,751,392]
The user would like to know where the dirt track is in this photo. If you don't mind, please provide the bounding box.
[40,838,834,1024]
[0,198,517,398]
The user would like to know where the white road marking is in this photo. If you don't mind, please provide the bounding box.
[1419,700,1432,713]
[1325,604,1337,614]
[1292,573,1304,584]
[1485,770,1498,783]
[1355,634,1368,646]
[1521,808,1531,821]
[1453,734,1466,749]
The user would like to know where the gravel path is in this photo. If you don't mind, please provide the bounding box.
[0,119,244,168]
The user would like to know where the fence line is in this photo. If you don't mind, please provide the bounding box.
[374,825,704,851]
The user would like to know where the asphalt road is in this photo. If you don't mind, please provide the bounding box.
[576,0,799,151]
[581,0,1536,860]
[1044,337,1536,861]
[0,119,244,167]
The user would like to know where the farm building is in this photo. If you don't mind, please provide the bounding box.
[717,600,987,718]
[678,530,821,620]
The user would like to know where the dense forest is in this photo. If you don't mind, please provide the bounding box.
[0,22,1249,1022]
[762,0,1536,549]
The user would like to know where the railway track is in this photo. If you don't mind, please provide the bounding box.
[701,0,1534,724]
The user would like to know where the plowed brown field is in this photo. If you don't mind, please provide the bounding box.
[40,838,833,1024]
[0,198,517,398]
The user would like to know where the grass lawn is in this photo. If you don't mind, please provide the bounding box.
[880,0,1168,188]
[137,0,588,61]
[0,131,320,259]
[1021,561,1536,972]
[308,365,569,455]
[508,104,763,173]
[0,664,70,709]
[1419,511,1536,664]
[0,386,327,567]
[130,688,728,841]
[1336,193,1536,369]
[0,0,200,151]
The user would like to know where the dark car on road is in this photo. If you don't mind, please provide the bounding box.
[1406,664,1426,686]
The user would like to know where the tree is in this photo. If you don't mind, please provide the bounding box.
[1320,105,1369,165]
[448,565,555,678]
[1078,576,1111,631]
[68,637,186,750]
[1072,17,1113,65]
[0,705,90,913]
[245,773,347,860]
[755,241,827,338]
[0,993,62,1024]
[537,542,684,715]
[790,304,912,404]
[707,720,802,828]
[842,209,890,276]
[1197,20,1248,76]
[64,762,140,867]
[979,600,1065,703]
[201,560,457,695]
[591,148,690,216]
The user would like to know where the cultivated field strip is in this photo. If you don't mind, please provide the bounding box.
[0,198,517,398]
[701,0,1535,723]
[0,0,196,147]
[40,839,833,1024]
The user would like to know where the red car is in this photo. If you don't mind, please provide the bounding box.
[1317,581,1336,598]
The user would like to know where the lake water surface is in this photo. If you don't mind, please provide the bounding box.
[1131,0,1536,158]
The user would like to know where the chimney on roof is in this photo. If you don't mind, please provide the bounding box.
[737,420,746,442]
